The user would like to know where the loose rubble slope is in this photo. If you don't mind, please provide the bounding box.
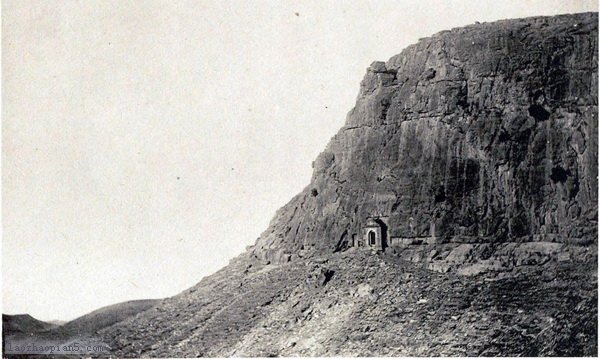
[100,250,596,356]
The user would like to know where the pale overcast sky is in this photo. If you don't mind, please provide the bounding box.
[3,0,598,321]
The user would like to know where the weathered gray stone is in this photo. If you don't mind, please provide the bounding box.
[252,12,598,266]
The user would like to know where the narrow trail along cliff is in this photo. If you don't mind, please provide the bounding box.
[93,12,597,357]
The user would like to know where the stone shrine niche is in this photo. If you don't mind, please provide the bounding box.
[362,217,386,251]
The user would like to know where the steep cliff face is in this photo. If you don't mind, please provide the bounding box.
[252,12,598,265]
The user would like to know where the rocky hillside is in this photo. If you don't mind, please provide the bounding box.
[99,250,596,357]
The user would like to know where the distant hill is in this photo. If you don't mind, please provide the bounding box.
[3,299,160,339]
[47,319,67,326]
[2,314,58,335]
[50,299,161,337]
[3,299,160,356]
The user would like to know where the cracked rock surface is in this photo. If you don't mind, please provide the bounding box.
[251,12,598,267]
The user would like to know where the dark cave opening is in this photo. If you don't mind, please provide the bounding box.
[550,166,571,183]
[434,186,446,203]
[528,104,551,122]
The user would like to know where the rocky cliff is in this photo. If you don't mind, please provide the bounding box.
[251,12,598,272]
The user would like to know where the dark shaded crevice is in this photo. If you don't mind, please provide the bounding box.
[434,185,446,203]
[550,166,571,183]
[333,230,348,252]
[528,104,551,121]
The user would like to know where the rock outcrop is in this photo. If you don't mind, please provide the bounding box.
[251,12,598,270]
